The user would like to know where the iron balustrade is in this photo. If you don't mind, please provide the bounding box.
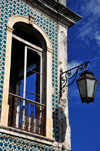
[8,93,46,136]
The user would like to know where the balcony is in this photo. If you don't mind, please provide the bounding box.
[8,93,46,136]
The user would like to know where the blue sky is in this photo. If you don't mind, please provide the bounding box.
[67,0,100,151]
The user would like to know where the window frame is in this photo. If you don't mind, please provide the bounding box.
[1,15,53,140]
[8,34,45,134]
[10,34,43,104]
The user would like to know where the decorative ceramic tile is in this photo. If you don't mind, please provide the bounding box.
[0,133,54,151]
[0,0,59,148]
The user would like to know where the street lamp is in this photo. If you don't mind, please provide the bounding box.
[77,70,97,103]
[60,61,98,103]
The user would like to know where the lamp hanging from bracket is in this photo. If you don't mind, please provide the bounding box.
[60,61,98,103]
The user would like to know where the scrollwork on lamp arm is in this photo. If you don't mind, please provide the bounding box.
[60,61,90,94]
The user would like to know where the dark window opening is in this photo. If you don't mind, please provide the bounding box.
[8,22,46,136]
[9,38,40,102]
[13,22,42,48]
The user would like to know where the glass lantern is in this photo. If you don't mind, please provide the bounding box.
[76,71,97,103]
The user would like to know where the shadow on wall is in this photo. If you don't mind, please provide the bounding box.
[53,107,67,143]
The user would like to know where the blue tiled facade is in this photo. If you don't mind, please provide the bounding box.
[0,0,59,150]
[0,133,55,151]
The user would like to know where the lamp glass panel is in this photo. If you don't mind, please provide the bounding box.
[94,81,97,97]
[87,79,95,97]
[77,79,86,98]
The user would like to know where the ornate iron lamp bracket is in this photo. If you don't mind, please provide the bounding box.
[60,61,90,93]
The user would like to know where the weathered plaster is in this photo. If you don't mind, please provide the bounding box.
[59,0,66,6]
[57,24,71,150]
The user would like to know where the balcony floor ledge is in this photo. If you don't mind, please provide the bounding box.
[0,125,54,145]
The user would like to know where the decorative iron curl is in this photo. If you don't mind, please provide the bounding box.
[60,61,90,94]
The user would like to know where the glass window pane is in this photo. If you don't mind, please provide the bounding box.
[77,79,86,98]
[26,73,36,101]
[25,48,40,102]
[19,80,23,97]
[9,38,24,97]
[87,79,95,97]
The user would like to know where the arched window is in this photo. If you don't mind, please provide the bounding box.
[2,15,52,139]
[8,22,46,136]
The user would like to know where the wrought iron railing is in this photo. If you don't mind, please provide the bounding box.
[8,93,46,136]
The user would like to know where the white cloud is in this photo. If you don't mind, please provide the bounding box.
[68,60,83,70]
[68,84,81,106]
[68,60,85,94]
[90,48,100,68]
[73,0,100,69]
[76,0,100,46]
[68,60,87,80]
[94,31,100,45]
[80,0,100,17]
[68,87,79,98]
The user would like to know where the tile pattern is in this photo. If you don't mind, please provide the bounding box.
[0,0,59,149]
[0,133,55,151]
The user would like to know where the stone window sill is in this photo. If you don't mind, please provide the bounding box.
[0,125,54,145]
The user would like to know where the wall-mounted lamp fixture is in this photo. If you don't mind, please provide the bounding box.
[60,61,98,103]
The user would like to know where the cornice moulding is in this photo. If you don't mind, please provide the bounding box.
[21,0,82,28]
